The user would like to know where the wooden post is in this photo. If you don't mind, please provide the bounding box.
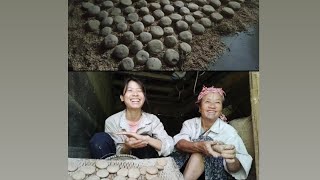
[249,72,260,180]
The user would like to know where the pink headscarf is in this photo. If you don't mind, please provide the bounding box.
[196,86,228,122]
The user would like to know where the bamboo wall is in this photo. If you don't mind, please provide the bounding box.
[249,72,260,179]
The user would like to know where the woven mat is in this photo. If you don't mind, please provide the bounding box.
[68,157,183,180]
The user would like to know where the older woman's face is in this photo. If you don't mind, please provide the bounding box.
[121,80,145,110]
[199,92,223,121]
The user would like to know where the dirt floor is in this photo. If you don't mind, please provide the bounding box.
[68,0,259,71]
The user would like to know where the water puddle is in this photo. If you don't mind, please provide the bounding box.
[209,25,259,71]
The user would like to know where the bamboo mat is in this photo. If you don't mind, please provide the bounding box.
[68,156,183,180]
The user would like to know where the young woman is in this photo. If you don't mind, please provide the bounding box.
[89,77,174,159]
[173,86,252,180]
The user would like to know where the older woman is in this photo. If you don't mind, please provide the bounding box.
[89,77,174,159]
[173,86,252,180]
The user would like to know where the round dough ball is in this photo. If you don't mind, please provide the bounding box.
[150,177,161,180]
[107,165,120,173]
[113,176,127,180]
[128,168,141,178]
[117,168,129,177]
[96,159,108,169]
[80,165,96,175]
[156,158,168,166]
[146,173,158,180]
[71,171,86,180]
[86,175,100,180]
[146,166,158,175]
[156,164,164,170]
[140,167,147,175]
[97,169,110,178]
[68,163,78,172]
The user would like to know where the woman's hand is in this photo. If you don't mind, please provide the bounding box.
[116,132,149,142]
[116,132,163,152]
[217,144,241,172]
[195,141,221,157]
[116,132,149,150]
[124,137,148,149]
[211,143,236,163]
[220,144,237,163]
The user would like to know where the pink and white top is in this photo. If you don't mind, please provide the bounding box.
[104,110,174,156]
[126,119,141,133]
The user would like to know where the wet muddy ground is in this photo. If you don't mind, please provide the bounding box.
[68,0,259,71]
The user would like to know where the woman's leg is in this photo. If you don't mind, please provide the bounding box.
[183,153,205,180]
[171,150,190,170]
[197,136,234,180]
[204,156,233,180]
[89,132,116,159]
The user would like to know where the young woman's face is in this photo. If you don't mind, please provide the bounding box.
[120,80,145,110]
[199,92,223,121]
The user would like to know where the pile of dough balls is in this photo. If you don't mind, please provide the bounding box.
[68,158,168,180]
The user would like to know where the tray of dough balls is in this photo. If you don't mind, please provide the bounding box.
[68,156,184,180]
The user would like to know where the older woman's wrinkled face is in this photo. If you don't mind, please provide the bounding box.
[120,80,145,110]
[199,92,223,121]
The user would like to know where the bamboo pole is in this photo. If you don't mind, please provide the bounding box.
[249,72,260,180]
